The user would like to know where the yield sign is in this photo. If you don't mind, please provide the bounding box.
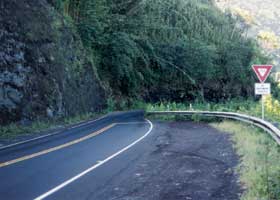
[252,65,273,83]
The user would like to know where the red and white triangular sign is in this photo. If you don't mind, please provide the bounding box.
[252,65,273,83]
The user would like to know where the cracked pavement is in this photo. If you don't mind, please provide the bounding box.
[89,121,242,200]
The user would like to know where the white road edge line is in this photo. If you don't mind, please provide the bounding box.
[0,115,107,151]
[116,122,149,125]
[70,115,107,129]
[0,131,61,151]
[34,119,153,200]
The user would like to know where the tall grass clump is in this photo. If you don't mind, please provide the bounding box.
[212,121,280,200]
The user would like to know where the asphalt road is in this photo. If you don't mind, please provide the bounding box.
[0,111,241,200]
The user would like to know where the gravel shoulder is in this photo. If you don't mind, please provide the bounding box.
[94,121,242,200]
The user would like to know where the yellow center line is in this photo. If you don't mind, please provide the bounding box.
[0,123,116,168]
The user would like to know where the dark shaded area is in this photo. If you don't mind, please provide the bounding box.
[0,0,105,125]
[56,0,266,104]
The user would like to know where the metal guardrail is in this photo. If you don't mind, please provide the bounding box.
[147,111,280,145]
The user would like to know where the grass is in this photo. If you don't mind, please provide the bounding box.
[1,99,279,199]
[2,96,280,141]
[103,90,280,123]
[142,97,280,123]
[0,112,103,141]
[143,99,260,113]
[211,120,280,200]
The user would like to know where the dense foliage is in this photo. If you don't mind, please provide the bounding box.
[53,0,268,104]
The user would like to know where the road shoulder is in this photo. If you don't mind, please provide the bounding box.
[56,121,242,200]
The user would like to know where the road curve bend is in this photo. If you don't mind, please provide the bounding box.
[0,112,241,200]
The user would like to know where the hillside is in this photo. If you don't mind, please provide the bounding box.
[0,2,279,200]
[0,0,105,124]
[215,0,280,71]
[53,0,266,102]
[0,0,269,125]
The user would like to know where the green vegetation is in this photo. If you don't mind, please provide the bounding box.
[3,0,280,140]
[51,0,268,104]
[143,98,280,121]
[3,96,280,140]
[212,121,280,200]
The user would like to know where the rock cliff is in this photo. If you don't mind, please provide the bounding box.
[0,0,105,124]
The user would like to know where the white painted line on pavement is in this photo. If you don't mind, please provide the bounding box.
[34,119,153,200]
[70,115,107,129]
[116,122,150,125]
[0,131,61,151]
[0,115,108,151]
[0,124,116,168]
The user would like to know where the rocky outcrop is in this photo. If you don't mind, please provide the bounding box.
[0,0,105,124]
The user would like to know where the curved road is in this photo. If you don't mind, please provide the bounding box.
[0,111,241,200]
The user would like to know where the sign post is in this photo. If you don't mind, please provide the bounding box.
[262,95,264,120]
[252,65,273,120]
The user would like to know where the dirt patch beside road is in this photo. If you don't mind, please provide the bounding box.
[96,121,242,200]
